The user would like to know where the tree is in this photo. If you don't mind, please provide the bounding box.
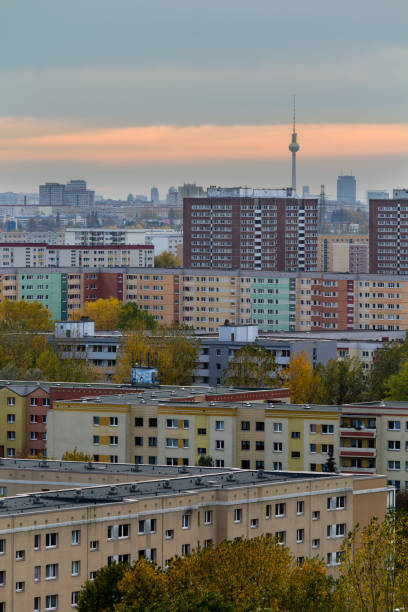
[335,515,408,611]
[282,351,324,404]
[0,300,53,331]
[117,302,156,331]
[366,337,408,400]
[319,358,367,405]
[114,326,200,385]
[71,297,121,330]
[324,447,336,473]
[385,359,408,400]
[223,344,281,388]
[62,448,93,462]
[154,251,180,268]
[77,561,130,612]
[197,455,214,467]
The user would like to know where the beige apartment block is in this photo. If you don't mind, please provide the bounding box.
[0,463,391,612]
[354,278,408,331]
[317,235,369,272]
[48,395,339,473]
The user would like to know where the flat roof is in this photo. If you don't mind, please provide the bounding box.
[0,462,350,516]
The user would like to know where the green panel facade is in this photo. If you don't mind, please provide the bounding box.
[250,276,296,332]
[18,272,67,321]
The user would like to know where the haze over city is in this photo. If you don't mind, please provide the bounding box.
[1,0,407,199]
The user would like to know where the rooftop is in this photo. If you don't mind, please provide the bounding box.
[0,459,347,516]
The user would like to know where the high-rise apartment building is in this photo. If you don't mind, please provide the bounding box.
[39,180,95,208]
[39,182,65,206]
[337,175,356,204]
[183,188,318,271]
[369,198,408,274]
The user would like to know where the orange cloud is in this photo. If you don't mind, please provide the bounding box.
[0,123,407,164]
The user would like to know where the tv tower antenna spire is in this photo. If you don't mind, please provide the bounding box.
[288,95,300,195]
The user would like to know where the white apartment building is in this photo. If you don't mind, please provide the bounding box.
[64,229,183,256]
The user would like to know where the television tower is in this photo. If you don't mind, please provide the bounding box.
[288,95,300,195]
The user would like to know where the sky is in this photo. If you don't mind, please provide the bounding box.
[1,0,407,200]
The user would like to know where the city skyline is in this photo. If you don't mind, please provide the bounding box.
[1,0,407,199]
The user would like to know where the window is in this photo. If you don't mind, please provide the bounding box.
[45,564,58,580]
[7,397,15,406]
[265,504,271,519]
[118,524,130,538]
[182,514,191,529]
[93,416,99,426]
[256,421,265,431]
[16,550,25,561]
[388,440,401,450]
[250,518,259,529]
[34,566,41,582]
[388,420,401,431]
[134,437,143,446]
[197,428,206,435]
[109,436,118,445]
[322,424,334,434]
[34,596,41,611]
[234,508,242,522]
[7,448,15,457]
[204,539,213,548]
[241,440,250,450]
[215,421,224,431]
[276,531,286,545]
[291,431,300,439]
[183,420,189,429]
[7,414,15,423]
[312,510,320,520]
[204,510,213,525]
[71,591,80,607]
[71,561,80,576]
[134,417,143,427]
[291,451,301,458]
[275,503,285,517]
[216,459,224,467]
[16,581,25,592]
[296,528,304,543]
[297,501,304,515]
[148,437,157,447]
[273,442,282,452]
[109,417,118,426]
[241,421,250,431]
[167,419,178,429]
[310,424,317,433]
[45,594,58,610]
[296,557,304,567]
[312,538,320,549]
[256,441,264,451]
[93,435,99,445]
[216,440,224,450]
[0,540,5,555]
[327,496,346,510]
[165,529,174,540]
[327,523,346,538]
[388,460,401,471]
[241,460,250,469]
[149,418,157,427]
[273,462,282,470]
[181,544,190,555]
[273,422,282,433]
[90,540,99,551]
[72,530,80,545]
[166,438,178,448]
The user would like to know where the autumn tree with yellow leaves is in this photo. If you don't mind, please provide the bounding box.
[114,326,200,385]
[0,299,53,331]
[282,350,324,403]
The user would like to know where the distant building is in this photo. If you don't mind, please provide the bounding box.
[393,188,408,199]
[39,180,95,208]
[178,183,205,203]
[302,186,310,197]
[337,175,356,204]
[317,235,369,272]
[150,187,159,202]
[64,228,182,256]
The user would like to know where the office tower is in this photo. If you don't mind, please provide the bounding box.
[302,186,310,197]
[39,182,65,206]
[151,187,159,202]
[183,187,318,271]
[369,197,408,274]
[64,180,95,208]
[337,175,356,204]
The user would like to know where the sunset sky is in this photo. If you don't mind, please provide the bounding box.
[1,0,407,199]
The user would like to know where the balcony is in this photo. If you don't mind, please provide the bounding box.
[340,448,376,458]
[339,427,376,438]
[340,466,376,474]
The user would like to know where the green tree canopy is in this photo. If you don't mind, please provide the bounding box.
[223,344,281,388]
[117,302,156,330]
[154,251,180,268]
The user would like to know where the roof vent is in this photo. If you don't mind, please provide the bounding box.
[108,487,118,496]
[163,481,170,489]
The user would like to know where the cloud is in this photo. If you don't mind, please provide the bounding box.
[0,122,407,165]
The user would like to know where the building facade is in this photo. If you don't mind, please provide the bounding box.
[369,198,408,274]
[183,188,318,271]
